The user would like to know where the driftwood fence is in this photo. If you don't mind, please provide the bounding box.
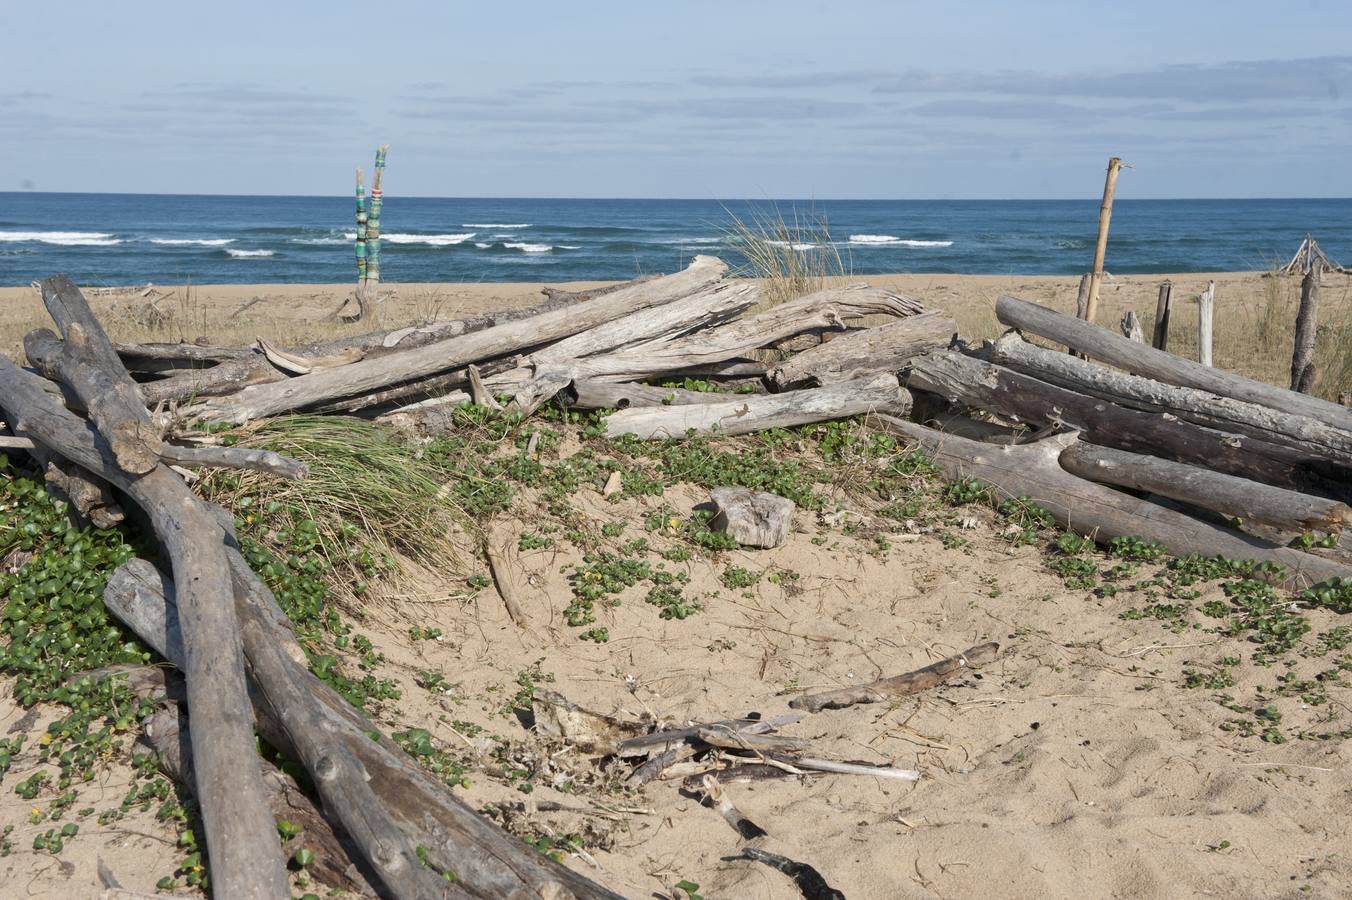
[3,253,1352,896]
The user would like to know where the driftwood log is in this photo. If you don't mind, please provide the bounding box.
[767,311,955,388]
[1291,260,1323,394]
[709,487,795,548]
[790,642,1000,713]
[995,293,1352,432]
[605,374,911,440]
[875,416,1349,589]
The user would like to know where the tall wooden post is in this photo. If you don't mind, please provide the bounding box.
[1291,260,1323,393]
[1152,280,1173,351]
[1198,280,1215,367]
[1084,156,1123,324]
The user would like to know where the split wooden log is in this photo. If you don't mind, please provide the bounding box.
[1059,443,1352,534]
[37,452,126,529]
[987,331,1352,464]
[1198,280,1215,367]
[564,380,757,411]
[604,374,911,440]
[766,311,955,389]
[136,705,378,897]
[874,416,1350,589]
[0,359,288,898]
[103,559,621,899]
[188,256,729,422]
[1074,272,1091,322]
[1291,260,1323,394]
[995,294,1352,432]
[790,642,999,713]
[1152,281,1173,351]
[905,350,1336,496]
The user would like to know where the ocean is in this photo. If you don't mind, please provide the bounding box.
[0,193,1347,287]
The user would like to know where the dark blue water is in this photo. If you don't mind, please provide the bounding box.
[1,193,1348,286]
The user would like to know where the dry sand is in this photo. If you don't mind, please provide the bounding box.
[3,271,1352,898]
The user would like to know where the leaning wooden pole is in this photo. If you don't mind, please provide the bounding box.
[1084,156,1123,324]
[1291,260,1323,394]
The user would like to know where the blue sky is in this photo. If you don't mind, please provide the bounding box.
[4,0,1350,198]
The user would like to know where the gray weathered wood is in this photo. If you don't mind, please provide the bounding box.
[605,374,911,440]
[1198,280,1215,367]
[995,293,1352,432]
[790,642,1000,713]
[905,350,1343,498]
[189,255,729,422]
[1120,310,1143,343]
[1152,281,1173,351]
[988,331,1352,463]
[0,435,306,480]
[875,416,1349,589]
[767,311,955,388]
[1060,443,1352,535]
[710,487,795,548]
[0,358,288,900]
[1291,260,1323,394]
[565,380,758,411]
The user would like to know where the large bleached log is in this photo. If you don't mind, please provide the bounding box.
[605,373,910,440]
[565,379,757,410]
[1059,443,1352,534]
[189,255,729,422]
[875,416,1349,589]
[0,358,288,899]
[105,559,622,900]
[996,293,1352,432]
[906,350,1345,498]
[767,311,955,388]
[988,331,1352,463]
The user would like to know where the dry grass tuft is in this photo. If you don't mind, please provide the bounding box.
[722,205,848,308]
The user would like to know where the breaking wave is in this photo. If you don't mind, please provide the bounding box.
[149,238,235,246]
[0,230,121,246]
[226,248,275,258]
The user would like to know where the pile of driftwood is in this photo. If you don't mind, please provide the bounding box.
[3,255,1352,897]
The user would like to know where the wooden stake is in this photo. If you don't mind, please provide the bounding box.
[1084,157,1123,324]
[1291,260,1323,393]
[1152,280,1173,351]
[1074,272,1092,320]
[1198,280,1216,367]
[1120,310,1144,342]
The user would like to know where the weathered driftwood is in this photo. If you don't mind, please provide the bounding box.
[1198,280,1215,367]
[988,331,1352,463]
[875,416,1350,589]
[905,350,1335,496]
[605,374,911,440]
[1074,272,1091,322]
[700,774,767,840]
[1291,260,1323,394]
[0,433,305,480]
[0,359,287,899]
[1120,310,1143,342]
[695,728,807,754]
[484,541,528,627]
[136,705,377,897]
[1152,281,1173,351]
[1084,156,1123,324]
[190,255,729,422]
[103,559,621,899]
[995,293,1352,432]
[1059,443,1352,535]
[38,452,126,529]
[789,642,999,713]
[709,487,795,548]
[737,846,846,900]
[564,380,756,411]
[767,311,955,389]
[616,714,803,758]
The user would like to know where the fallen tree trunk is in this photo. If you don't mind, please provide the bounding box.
[906,350,1347,499]
[1059,443,1352,535]
[0,357,288,898]
[767,311,955,389]
[988,331,1352,463]
[790,642,1000,713]
[874,416,1349,589]
[996,293,1352,432]
[565,380,754,410]
[188,255,729,422]
[0,434,306,480]
[605,374,911,440]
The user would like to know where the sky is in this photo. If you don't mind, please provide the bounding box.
[4,0,1350,199]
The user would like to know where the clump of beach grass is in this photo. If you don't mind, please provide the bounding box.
[199,415,468,583]
[722,205,848,308]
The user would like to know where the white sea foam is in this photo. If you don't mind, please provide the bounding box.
[847,234,954,248]
[226,248,275,258]
[291,238,348,245]
[463,223,530,229]
[661,236,721,245]
[557,245,581,250]
[341,232,476,246]
[505,242,553,253]
[766,240,819,251]
[150,238,235,246]
[0,230,121,246]
[474,242,491,249]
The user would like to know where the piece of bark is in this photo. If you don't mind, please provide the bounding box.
[695,728,807,754]
[38,452,125,529]
[136,705,378,897]
[1060,443,1352,535]
[767,312,955,389]
[738,847,846,900]
[996,293,1352,432]
[0,358,288,899]
[709,487,796,548]
[530,690,647,756]
[988,331,1352,464]
[906,350,1347,499]
[189,255,729,422]
[103,559,622,899]
[700,775,767,840]
[605,374,911,440]
[484,541,528,627]
[875,416,1350,589]
[790,642,999,713]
